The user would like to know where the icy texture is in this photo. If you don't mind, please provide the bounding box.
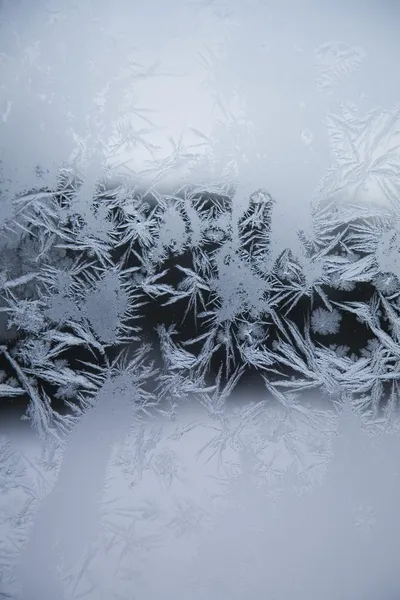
[0,1,400,599]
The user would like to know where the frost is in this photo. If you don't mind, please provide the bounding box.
[83,271,129,345]
[315,41,366,97]
[311,307,342,336]
[322,104,400,209]
[0,2,400,599]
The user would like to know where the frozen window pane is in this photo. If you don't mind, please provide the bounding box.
[0,2,399,599]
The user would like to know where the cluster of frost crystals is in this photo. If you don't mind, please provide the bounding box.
[311,307,342,336]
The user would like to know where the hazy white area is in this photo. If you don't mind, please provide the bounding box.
[1,395,400,599]
[1,0,400,205]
